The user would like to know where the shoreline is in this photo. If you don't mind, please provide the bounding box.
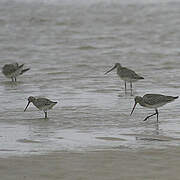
[1,147,180,180]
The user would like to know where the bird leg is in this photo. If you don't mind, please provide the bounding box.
[125,81,127,94]
[130,82,133,96]
[143,110,158,122]
[155,123,159,135]
[14,77,17,82]
[44,111,48,119]
[156,109,159,123]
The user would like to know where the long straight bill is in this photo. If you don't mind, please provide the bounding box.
[24,101,30,112]
[104,65,116,75]
[130,103,137,115]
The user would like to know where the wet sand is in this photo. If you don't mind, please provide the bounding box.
[1,148,180,180]
[0,1,180,179]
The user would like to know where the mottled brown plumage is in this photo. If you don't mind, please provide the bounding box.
[2,63,30,82]
[24,96,57,118]
[105,63,144,95]
[130,94,178,122]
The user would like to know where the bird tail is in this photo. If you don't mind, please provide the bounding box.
[166,96,179,102]
[138,76,144,79]
[18,64,24,69]
[20,68,30,75]
[50,101,57,109]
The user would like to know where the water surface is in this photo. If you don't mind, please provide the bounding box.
[0,0,180,157]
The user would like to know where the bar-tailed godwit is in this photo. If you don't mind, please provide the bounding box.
[105,63,144,95]
[130,94,178,123]
[2,63,30,82]
[24,96,57,119]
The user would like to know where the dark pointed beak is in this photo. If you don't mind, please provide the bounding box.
[24,101,30,112]
[104,65,117,75]
[130,102,137,116]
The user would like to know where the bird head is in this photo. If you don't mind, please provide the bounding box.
[104,63,121,75]
[24,96,36,112]
[130,96,142,115]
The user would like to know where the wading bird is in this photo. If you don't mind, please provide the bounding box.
[130,94,178,123]
[105,63,144,95]
[24,96,57,119]
[2,63,30,82]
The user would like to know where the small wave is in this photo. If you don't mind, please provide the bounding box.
[17,139,41,143]
[96,137,126,141]
[29,17,50,23]
[77,45,97,50]
[47,71,68,75]
[96,36,116,40]
[136,137,170,142]
[56,22,67,26]
[0,149,16,152]
[75,64,90,68]
[56,137,64,139]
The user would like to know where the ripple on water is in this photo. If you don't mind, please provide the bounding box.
[96,137,126,141]
[17,139,42,144]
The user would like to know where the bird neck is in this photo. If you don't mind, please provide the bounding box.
[138,99,146,107]
[117,66,122,73]
[31,98,37,105]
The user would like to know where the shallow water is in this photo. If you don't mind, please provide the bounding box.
[0,0,180,157]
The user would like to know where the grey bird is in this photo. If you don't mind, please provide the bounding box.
[2,63,30,82]
[105,63,144,95]
[130,94,178,123]
[24,96,58,119]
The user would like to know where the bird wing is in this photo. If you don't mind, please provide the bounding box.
[36,98,54,107]
[143,94,175,105]
[2,64,18,75]
[35,98,57,111]
[120,67,143,79]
